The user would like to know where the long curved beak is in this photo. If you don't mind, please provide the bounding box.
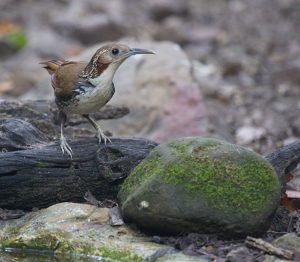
[129,48,155,55]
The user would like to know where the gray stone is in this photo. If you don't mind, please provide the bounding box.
[119,137,281,237]
[226,246,254,262]
[263,255,290,262]
[236,125,266,145]
[156,253,208,262]
[28,28,81,58]
[51,1,125,45]
[0,202,204,261]
[272,233,300,260]
[147,0,188,21]
[153,16,187,44]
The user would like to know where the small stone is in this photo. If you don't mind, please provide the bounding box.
[55,14,125,45]
[226,246,254,262]
[236,126,266,145]
[156,253,208,261]
[283,137,299,146]
[148,0,188,21]
[153,16,187,44]
[263,255,287,262]
[51,0,125,46]
[222,61,243,76]
[272,233,300,259]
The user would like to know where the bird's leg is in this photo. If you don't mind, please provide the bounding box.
[82,114,111,144]
[59,111,73,158]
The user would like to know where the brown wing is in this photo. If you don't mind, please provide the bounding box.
[41,60,88,98]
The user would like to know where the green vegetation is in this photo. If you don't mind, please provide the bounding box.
[4,31,27,50]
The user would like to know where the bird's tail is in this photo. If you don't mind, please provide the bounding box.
[40,60,65,75]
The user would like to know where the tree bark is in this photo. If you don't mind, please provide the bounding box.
[0,100,156,210]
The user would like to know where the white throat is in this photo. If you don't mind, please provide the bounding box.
[88,62,120,87]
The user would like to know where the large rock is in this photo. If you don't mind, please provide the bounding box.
[119,137,281,237]
[0,202,206,262]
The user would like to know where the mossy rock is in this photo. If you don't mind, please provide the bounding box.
[119,137,281,237]
[0,203,168,261]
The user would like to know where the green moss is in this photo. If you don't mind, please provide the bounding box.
[1,231,69,252]
[162,155,278,217]
[168,137,222,154]
[4,31,27,50]
[1,231,145,262]
[119,154,162,199]
[93,246,145,262]
[120,137,280,218]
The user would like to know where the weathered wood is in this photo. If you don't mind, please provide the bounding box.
[0,100,155,210]
[265,141,300,185]
[0,119,157,210]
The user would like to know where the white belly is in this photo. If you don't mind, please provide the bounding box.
[66,84,113,114]
[63,62,119,114]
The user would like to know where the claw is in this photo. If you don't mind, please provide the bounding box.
[60,136,73,158]
[96,128,112,145]
[82,114,112,145]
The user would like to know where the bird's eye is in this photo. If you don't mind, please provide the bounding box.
[111,48,119,56]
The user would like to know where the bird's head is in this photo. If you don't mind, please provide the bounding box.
[81,43,154,80]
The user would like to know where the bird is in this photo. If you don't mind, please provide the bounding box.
[41,43,154,158]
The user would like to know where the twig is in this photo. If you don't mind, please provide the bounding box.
[245,236,294,260]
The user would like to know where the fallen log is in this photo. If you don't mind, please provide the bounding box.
[0,118,157,210]
[265,141,300,186]
[0,100,155,210]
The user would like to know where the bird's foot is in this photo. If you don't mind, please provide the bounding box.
[60,136,73,158]
[96,128,111,145]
